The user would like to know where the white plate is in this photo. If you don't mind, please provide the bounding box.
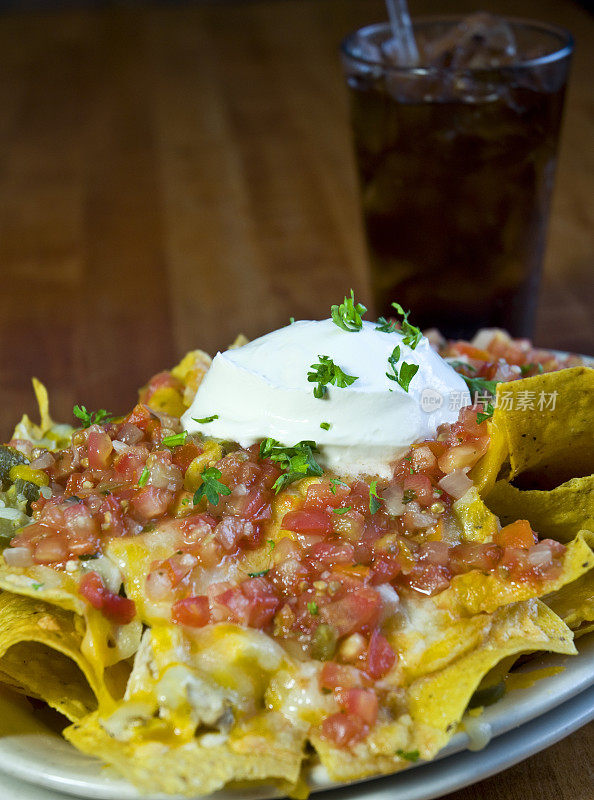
[0,633,592,800]
[0,680,592,800]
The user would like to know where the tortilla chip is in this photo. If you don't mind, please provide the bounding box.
[0,591,111,720]
[435,530,594,616]
[66,709,305,798]
[485,476,594,543]
[453,487,499,543]
[310,600,574,781]
[471,367,594,494]
[11,378,73,451]
[544,569,594,637]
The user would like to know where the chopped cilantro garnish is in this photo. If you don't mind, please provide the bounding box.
[308,355,358,399]
[520,362,544,376]
[267,539,275,550]
[320,421,331,431]
[332,506,351,515]
[31,582,43,590]
[307,601,319,615]
[138,466,150,487]
[289,317,295,324]
[193,467,231,506]
[402,489,416,504]
[331,289,367,332]
[386,346,419,392]
[448,359,477,374]
[476,402,495,424]
[73,405,114,428]
[391,302,422,349]
[369,481,382,514]
[330,478,349,495]
[192,414,219,424]
[260,439,323,493]
[375,316,398,333]
[397,749,420,762]
[78,553,100,561]
[248,570,269,578]
[460,375,499,402]
[161,431,188,447]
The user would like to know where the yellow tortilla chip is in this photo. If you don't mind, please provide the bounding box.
[471,367,594,494]
[485,476,594,543]
[11,378,73,451]
[66,709,305,798]
[0,591,114,720]
[435,530,594,616]
[310,600,574,782]
[544,569,594,637]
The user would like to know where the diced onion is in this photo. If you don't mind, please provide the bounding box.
[382,484,406,516]
[438,469,473,500]
[3,547,34,567]
[29,452,54,470]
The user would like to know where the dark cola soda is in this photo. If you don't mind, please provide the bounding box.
[342,16,573,338]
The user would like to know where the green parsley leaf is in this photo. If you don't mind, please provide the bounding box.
[476,402,495,424]
[331,289,367,332]
[402,489,416,504]
[448,359,477,374]
[375,316,398,333]
[308,355,358,399]
[289,317,295,324]
[320,421,331,431]
[330,478,349,495]
[138,466,150,487]
[260,439,324,493]
[267,539,275,550]
[161,431,188,447]
[460,375,499,402]
[391,302,422,349]
[192,414,219,424]
[193,467,231,506]
[386,346,419,393]
[520,362,544,376]
[307,601,319,615]
[73,405,115,428]
[248,570,269,578]
[332,506,351,515]
[369,480,382,514]
[397,749,420,762]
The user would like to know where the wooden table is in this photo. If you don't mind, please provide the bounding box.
[0,1,591,798]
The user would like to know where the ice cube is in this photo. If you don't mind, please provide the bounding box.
[425,12,517,71]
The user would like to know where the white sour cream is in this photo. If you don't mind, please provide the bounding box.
[182,319,469,478]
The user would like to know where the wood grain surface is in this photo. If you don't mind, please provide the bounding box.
[0,2,591,797]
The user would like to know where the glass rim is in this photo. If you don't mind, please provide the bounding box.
[341,16,574,74]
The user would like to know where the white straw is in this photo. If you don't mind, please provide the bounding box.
[386,0,419,66]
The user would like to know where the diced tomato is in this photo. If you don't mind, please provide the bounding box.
[171,595,210,627]
[321,712,367,747]
[171,441,202,472]
[304,482,350,511]
[370,553,402,584]
[335,688,378,726]
[367,629,396,679]
[319,661,363,691]
[403,474,434,508]
[320,588,381,637]
[79,571,136,625]
[123,404,155,432]
[449,543,502,574]
[308,541,355,566]
[129,487,172,522]
[494,520,537,550]
[216,577,279,629]
[87,429,113,470]
[404,563,451,596]
[281,509,333,535]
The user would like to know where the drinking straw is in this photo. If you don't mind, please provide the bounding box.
[386,0,419,65]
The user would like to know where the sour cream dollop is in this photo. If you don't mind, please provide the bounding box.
[182,320,470,478]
